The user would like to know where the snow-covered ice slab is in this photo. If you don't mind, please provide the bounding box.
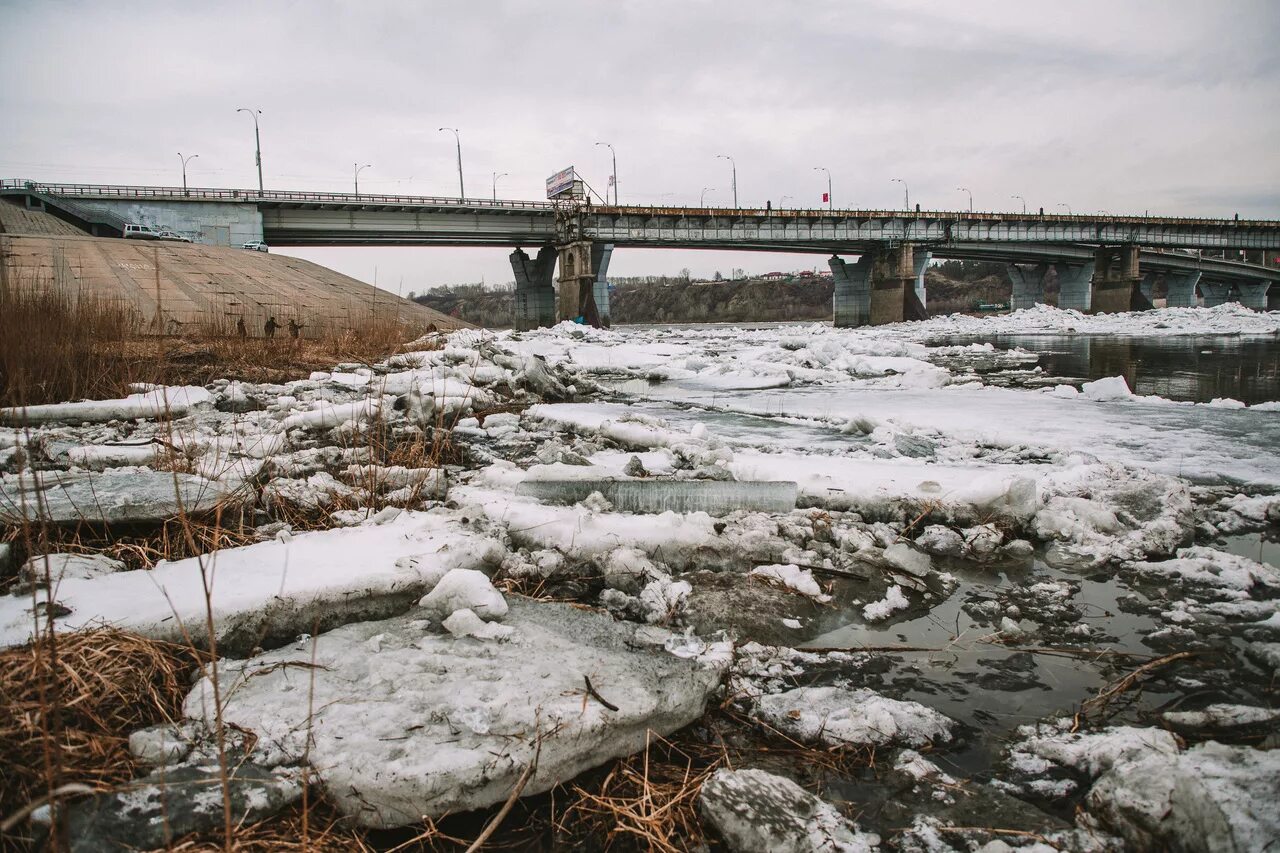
[0,468,239,526]
[0,511,505,653]
[515,478,797,515]
[1088,739,1280,852]
[754,685,954,748]
[728,449,1039,523]
[0,386,213,425]
[698,385,1280,488]
[699,768,880,853]
[184,599,729,828]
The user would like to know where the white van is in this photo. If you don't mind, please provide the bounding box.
[123,224,162,240]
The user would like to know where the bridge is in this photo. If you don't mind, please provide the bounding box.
[3,179,1276,329]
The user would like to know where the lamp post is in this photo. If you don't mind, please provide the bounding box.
[439,127,464,198]
[700,187,714,206]
[236,108,263,194]
[595,141,617,205]
[956,186,972,212]
[178,152,199,193]
[891,178,908,210]
[1012,194,1027,214]
[492,171,508,202]
[1057,203,1073,215]
[780,195,793,209]
[354,163,371,196]
[813,166,832,211]
[716,154,737,208]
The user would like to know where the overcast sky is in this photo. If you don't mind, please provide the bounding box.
[3,0,1277,292]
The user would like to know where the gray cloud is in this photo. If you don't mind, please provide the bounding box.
[2,0,1276,289]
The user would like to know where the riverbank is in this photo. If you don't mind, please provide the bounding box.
[3,304,1278,851]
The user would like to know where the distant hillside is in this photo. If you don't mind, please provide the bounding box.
[413,261,1026,328]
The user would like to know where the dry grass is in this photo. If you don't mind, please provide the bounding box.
[0,284,150,408]
[157,800,375,853]
[0,629,206,834]
[560,733,718,852]
[0,280,442,408]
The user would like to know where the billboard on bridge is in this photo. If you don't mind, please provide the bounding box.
[546,167,576,199]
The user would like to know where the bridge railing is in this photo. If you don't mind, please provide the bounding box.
[4,179,1277,229]
[0,179,555,211]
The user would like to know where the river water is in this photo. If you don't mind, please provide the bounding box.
[932,333,1280,404]
[597,325,1279,785]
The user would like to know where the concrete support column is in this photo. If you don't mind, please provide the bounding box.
[1236,281,1271,310]
[831,244,921,326]
[1135,271,1157,310]
[829,254,872,328]
[1091,245,1141,314]
[1007,263,1049,310]
[869,243,914,326]
[1054,261,1096,312]
[1163,271,1201,308]
[510,245,558,331]
[1200,281,1233,307]
[557,240,602,327]
[591,243,614,328]
[907,249,931,320]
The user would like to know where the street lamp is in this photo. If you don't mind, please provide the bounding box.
[492,171,508,202]
[236,108,263,194]
[956,187,972,212]
[891,178,908,210]
[780,195,793,209]
[178,152,199,193]
[1057,203,1073,215]
[1012,194,1027,214]
[700,187,715,206]
[716,154,738,208]
[354,163,371,195]
[813,166,832,211]
[595,141,617,205]
[439,127,464,198]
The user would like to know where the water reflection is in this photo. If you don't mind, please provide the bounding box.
[942,334,1280,404]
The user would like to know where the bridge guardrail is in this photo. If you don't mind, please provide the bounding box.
[4,179,1278,227]
[0,179,556,212]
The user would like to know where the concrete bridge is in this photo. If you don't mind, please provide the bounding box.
[3,179,1276,328]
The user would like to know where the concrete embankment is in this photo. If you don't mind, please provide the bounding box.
[0,213,467,335]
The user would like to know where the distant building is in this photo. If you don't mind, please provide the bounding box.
[761,271,788,281]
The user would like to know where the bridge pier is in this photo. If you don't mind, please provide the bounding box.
[510,246,558,331]
[1055,261,1096,312]
[1164,271,1201,307]
[829,255,873,327]
[869,244,917,325]
[1200,281,1233,307]
[830,245,927,327]
[591,243,614,328]
[1090,245,1141,313]
[909,249,931,320]
[1236,281,1271,310]
[1007,263,1049,309]
[557,240,605,326]
[1135,271,1157,310]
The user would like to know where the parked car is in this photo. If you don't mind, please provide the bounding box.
[123,223,162,240]
[157,230,191,242]
[241,240,269,252]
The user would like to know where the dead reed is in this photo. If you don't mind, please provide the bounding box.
[559,732,717,852]
[0,277,439,409]
[0,629,206,831]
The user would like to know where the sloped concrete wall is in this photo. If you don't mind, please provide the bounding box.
[0,234,468,335]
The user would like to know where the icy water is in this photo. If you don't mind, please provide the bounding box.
[598,325,1280,785]
[936,333,1280,404]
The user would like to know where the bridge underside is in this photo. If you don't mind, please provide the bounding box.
[3,184,1274,328]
